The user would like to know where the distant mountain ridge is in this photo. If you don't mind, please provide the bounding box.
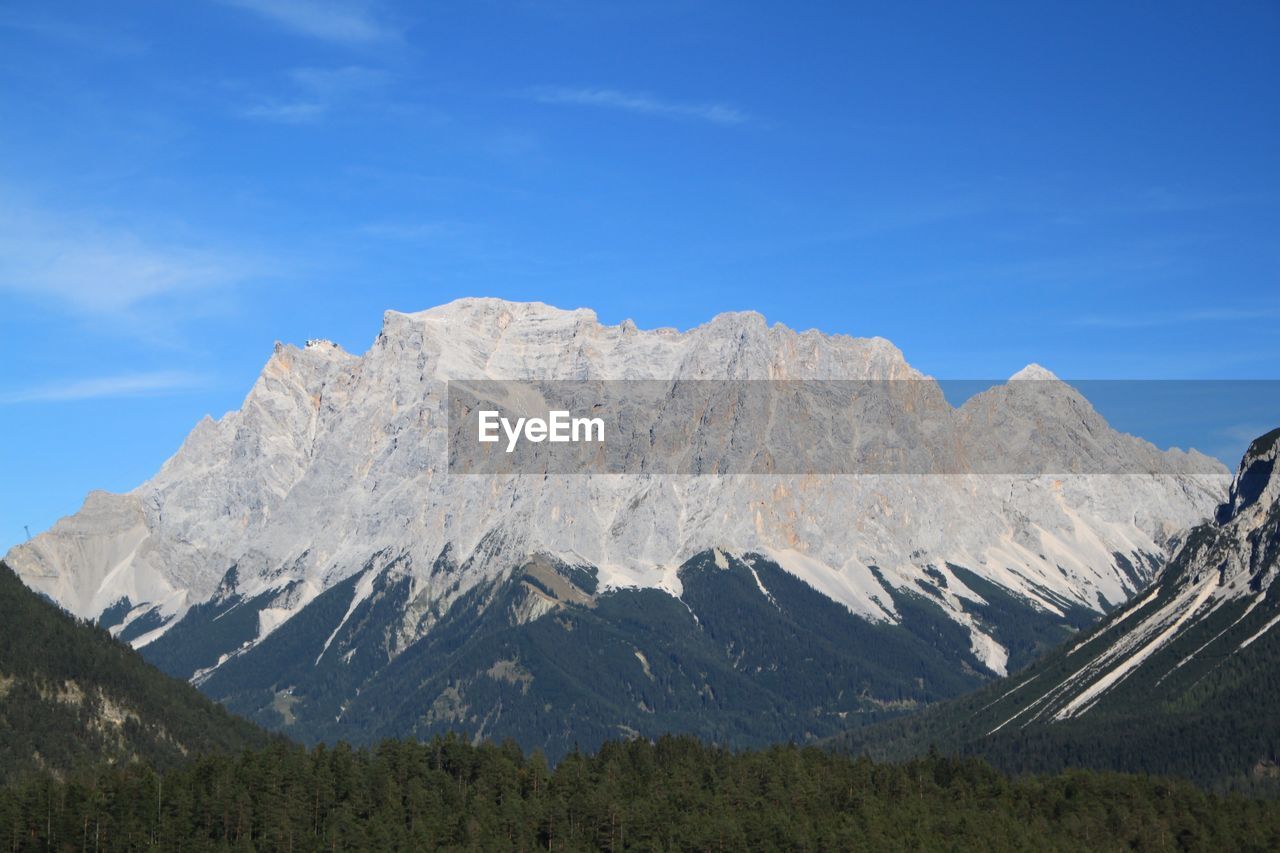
[4,299,1230,754]
[835,427,1280,789]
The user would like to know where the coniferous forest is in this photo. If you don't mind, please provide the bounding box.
[0,565,272,786]
[4,735,1280,852]
[7,554,1280,850]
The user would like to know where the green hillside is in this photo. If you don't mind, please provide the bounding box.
[0,562,274,784]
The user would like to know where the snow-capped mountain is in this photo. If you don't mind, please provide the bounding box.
[4,299,1230,754]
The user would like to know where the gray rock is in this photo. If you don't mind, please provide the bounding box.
[5,299,1229,677]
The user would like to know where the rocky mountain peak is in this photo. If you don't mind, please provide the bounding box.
[1008,363,1060,381]
[1216,427,1280,525]
[5,300,1229,689]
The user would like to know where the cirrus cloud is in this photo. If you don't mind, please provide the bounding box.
[220,0,395,45]
[0,371,206,404]
[239,64,390,123]
[0,194,261,336]
[527,86,748,126]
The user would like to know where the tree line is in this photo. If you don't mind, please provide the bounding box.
[4,734,1280,851]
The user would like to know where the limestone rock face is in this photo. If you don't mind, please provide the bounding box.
[1027,426,1280,724]
[5,299,1228,677]
[866,427,1280,760]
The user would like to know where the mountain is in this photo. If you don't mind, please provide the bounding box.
[4,299,1228,756]
[0,561,272,783]
[835,428,1280,789]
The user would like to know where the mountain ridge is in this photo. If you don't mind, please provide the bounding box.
[3,299,1231,752]
[833,426,1280,789]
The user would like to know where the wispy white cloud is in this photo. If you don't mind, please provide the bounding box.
[289,65,388,93]
[1207,421,1280,466]
[0,8,147,56]
[1219,422,1275,446]
[527,87,748,125]
[0,229,247,315]
[1070,306,1280,330]
[221,0,394,44]
[0,371,205,404]
[241,101,328,123]
[0,197,257,321]
[359,221,463,241]
[240,65,390,123]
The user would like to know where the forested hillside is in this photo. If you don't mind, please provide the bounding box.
[0,563,273,784]
[833,623,1280,792]
[834,428,1280,792]
[191,551,1032,759]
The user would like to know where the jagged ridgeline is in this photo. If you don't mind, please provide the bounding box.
[174,550,1100,756]
[4,300,1230,755]
[835,428,1280,790]
[0,563,272,783]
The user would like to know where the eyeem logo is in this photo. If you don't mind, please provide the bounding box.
[449,379,1256,475]
[478,410,605,453]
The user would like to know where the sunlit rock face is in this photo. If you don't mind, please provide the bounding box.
[7,298,1227,683]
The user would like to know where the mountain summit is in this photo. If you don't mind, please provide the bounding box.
[5,300,1229,754]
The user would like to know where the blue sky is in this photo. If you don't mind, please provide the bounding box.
[2,1,1278,552]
